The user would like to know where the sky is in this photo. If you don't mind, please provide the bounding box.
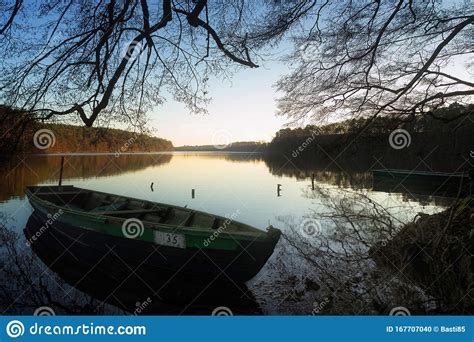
[5,0,292,147]
[143,53,471,146]
[8,1,471,147]
[147,47,472,148]
[148,58,291,147]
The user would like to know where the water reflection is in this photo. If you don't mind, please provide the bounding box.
[263,155,457,206]
[0,152,456,315]
[255,186,441,315]
[0,152,456,207]
[0,154,173,202]
[0,213,121,315]
[23,213,261,315]
[0,152,460,206]
[263,153,372,188]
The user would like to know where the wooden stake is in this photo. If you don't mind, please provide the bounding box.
[58,156,64,187]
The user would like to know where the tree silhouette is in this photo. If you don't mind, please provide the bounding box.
[272,1,474,125]
[1,0,472,130]
[0,0,260,128]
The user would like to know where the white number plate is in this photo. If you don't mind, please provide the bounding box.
[154,231,186,249]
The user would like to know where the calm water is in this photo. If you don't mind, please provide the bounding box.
[0,152,450,315]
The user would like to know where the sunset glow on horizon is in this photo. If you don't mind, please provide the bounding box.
[149,57,290,147]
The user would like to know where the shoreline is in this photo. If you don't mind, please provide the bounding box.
[21,150,264,156]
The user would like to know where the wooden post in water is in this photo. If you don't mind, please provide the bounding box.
[192,189,195,199]
[277,184,282,197]
[58,156,64,187]
[311,173,315,190]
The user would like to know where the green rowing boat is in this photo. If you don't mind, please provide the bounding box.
[372,169,471,197]
[25,185,281,282]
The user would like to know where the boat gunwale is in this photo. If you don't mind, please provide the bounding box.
[25,185,270,241]
[371,169,468,178]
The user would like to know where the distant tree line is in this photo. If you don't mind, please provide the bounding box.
[272,103,473,140]
[0,106,172,156]
[175,141,267,152]
[174,103,473,156]
[267,103,473,170]
[0,154,173,201]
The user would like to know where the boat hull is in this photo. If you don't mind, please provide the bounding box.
[372,169,471,197]
[27,205,279,283]
[24,213,263,314]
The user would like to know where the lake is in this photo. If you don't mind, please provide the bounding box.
[0,152,451,315]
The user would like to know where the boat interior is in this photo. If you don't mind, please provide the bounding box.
[27,186,251,232]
